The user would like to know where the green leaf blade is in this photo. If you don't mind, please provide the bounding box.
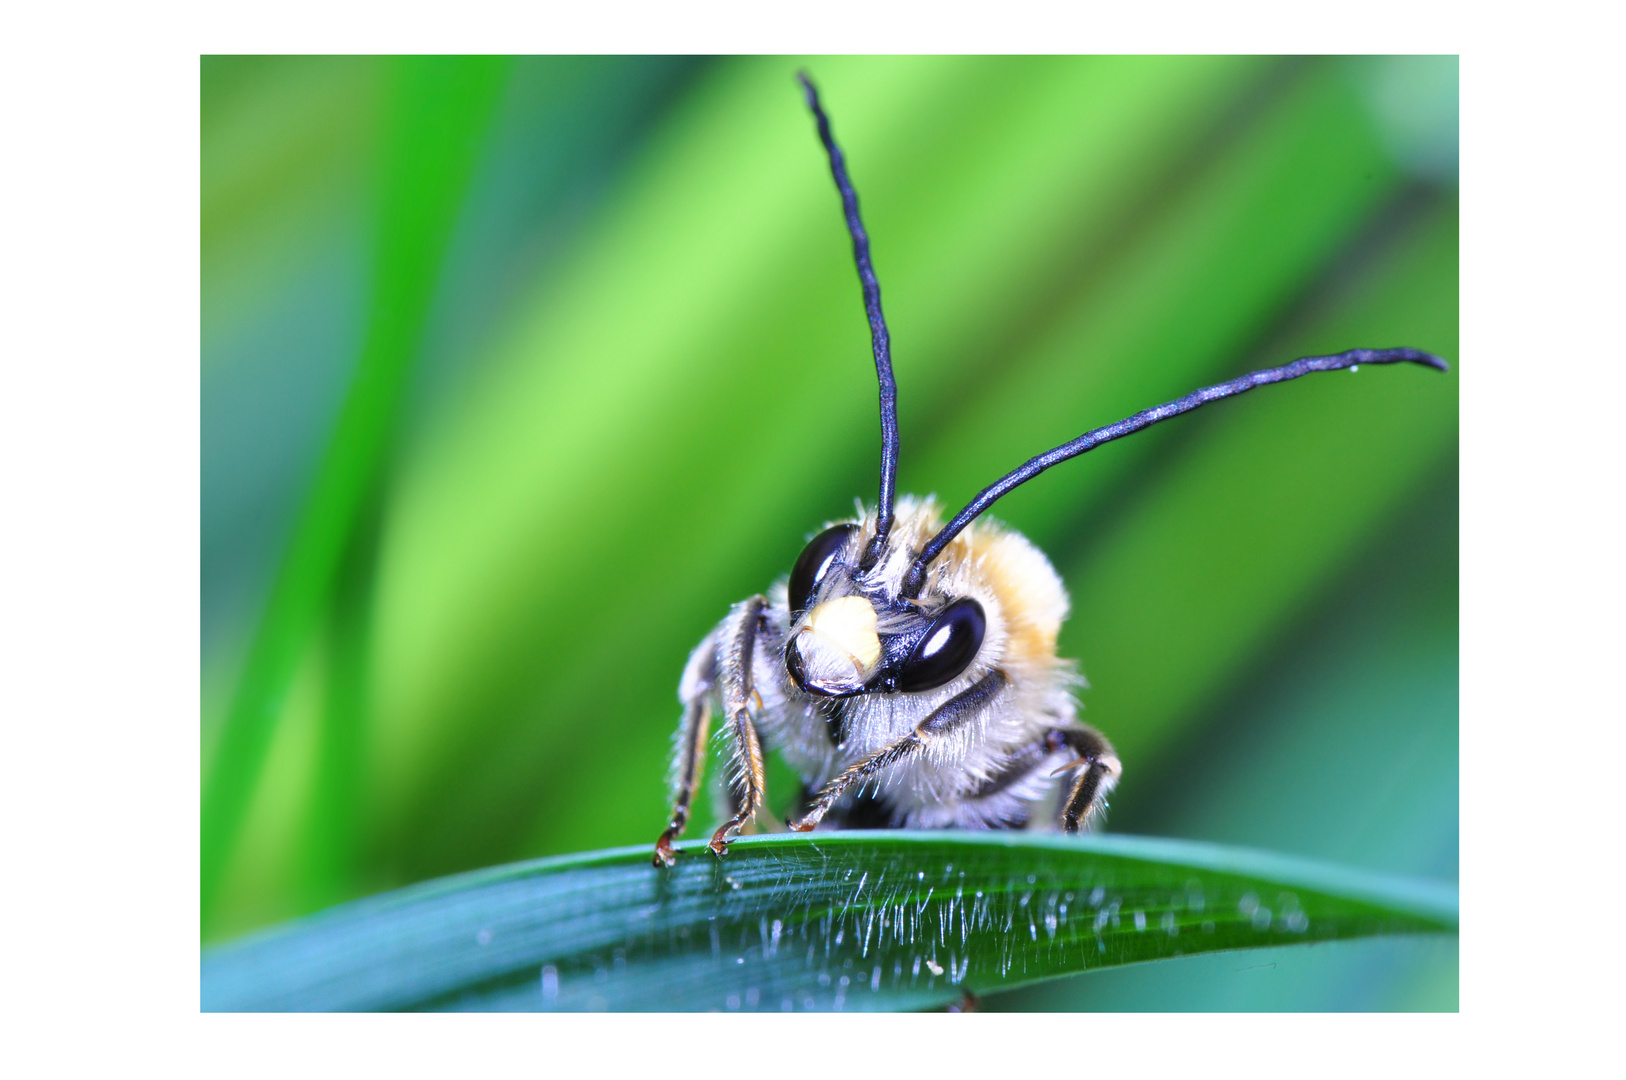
[201,832,1455,1012]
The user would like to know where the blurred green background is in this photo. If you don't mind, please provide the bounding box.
[201,55,1458,1009]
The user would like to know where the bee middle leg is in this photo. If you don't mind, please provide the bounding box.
[654,633,718,867]
[791,669,1008,831]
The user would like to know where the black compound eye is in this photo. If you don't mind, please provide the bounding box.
[896,598,985,693]
[788,524,858,615]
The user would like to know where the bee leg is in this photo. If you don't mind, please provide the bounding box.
[1046,725,1122,833]
[654,633,718,867]
[653,697,712,867]
[709,597,770,857]
[792,669,1007,831]
[719,769,786,835]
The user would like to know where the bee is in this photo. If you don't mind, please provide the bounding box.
[652,72,1447,868]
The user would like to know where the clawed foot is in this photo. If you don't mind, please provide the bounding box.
[653,831,678,868]
[709,822,739,856]
[665,809,811,861]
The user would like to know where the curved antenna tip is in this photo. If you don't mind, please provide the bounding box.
[1345,346,1450,373]
[1370,346,1450,373]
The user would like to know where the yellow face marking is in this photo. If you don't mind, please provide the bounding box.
[804,594,882,670]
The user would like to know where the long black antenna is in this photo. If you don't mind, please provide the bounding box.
[799,71,900,568]
[900,347,1449,599]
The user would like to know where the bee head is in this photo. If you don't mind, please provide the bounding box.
[783,505,988,699]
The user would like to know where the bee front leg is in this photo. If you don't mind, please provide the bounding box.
[654,633,718,867]
[708,596,770,857]
[791,669,1008,831]
[1046,725,1122,833]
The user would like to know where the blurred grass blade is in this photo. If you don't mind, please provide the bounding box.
[201,57,512,926]
[201,832,1456,1012]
